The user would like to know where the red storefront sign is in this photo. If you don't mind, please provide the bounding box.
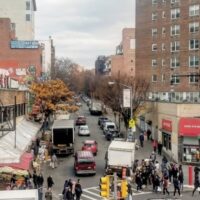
[179,118,200,137]
[162,119,172,132]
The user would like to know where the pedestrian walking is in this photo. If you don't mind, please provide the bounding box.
[178,169,184,191]
[51,153,57,169]
[146,129,151,140]
[75,179,82,200]
[37,173,44,188]
[192,175,200,196]
[47,175,54,190]
[33,171,38,189]
[45,189,52,200]
[63,187,74,200]
[139,132,144,148]
[173,177,182,197]
[162,175,170,195]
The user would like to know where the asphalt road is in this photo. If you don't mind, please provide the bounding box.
[42,102,111,198]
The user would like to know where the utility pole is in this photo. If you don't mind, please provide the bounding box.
[113,172,117,200]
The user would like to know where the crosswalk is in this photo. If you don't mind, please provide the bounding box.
[80,186,152,200]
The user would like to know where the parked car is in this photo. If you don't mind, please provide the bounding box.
[74,150,96,175]
[76,116,86,126]
[105,128,120,141]
[82,140,98,155]
[76,102,82,107]
[103,122,117,134]
[78,125,90,136]
[98,116,108,126]
[100,119,112,130]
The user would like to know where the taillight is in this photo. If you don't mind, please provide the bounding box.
[93,163,96,169]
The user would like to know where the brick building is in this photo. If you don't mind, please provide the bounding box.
[136,0,200,103]
[136,0,200,163]
[0,18,42,89]
[111,28,135,78]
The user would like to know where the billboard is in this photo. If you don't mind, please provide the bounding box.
[123,88,131,108]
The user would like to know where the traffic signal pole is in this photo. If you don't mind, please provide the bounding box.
[113,172,117,200]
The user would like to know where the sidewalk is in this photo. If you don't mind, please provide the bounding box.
[105,109,194,193]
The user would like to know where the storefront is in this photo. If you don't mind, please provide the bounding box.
[160,119,172,152]
[179,118,200,164]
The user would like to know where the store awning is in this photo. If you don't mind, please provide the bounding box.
[0,118,40,164]
[0,152,33,170]
[179,117,200,137]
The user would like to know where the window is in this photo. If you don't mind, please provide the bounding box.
[171,74,180,84]
[26,14,31,21]
[162,59,166,66]
[152,28,158,37]
[189,5,200,17]
[189,22,199,33]
[152,0,158,4]
[189,55,199,67]
[162,43,166,51]
[171,8,180,19]
[130,39,135,49]
[162,74,166,82]
[189,39,199,50]
[171,0,180,4]
[152,44,158,51]
[152,75,157,82]
[10,23,15,31]
[171,25,180,36]
[152,12,157,20]
[26,1,30,10]
[189,73,199,83]
[171,57,180,68]
[162,27,166,35]
[162,133,171,150]
[171,41,180,52]
[152,59,157,67]
[162,11,166,18]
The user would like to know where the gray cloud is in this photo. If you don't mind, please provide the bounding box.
[35,0,135,68]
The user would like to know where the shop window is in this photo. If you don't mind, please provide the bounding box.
[162,133,171,150]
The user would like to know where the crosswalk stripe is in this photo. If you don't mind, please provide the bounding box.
[81,194,99,200]
[83,189,101,197]
[92,188,100,192]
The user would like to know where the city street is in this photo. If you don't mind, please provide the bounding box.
[42,101,111,198]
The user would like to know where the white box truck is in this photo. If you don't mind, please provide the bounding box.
[105,140,135,176]
[52,119,75,155]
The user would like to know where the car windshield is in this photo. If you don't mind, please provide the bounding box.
[85,144,92,147]
[81,126,88,130]
[78,159,94,164]
[107,125,115,129]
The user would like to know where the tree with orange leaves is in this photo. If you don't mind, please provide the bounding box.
[30,79,78,121]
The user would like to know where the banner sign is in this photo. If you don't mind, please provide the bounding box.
[123,88,131,108]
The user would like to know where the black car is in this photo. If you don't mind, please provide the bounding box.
[105,128,120,141]
[98,116,108,126]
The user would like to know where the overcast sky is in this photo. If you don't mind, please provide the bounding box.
[35,0,135,69]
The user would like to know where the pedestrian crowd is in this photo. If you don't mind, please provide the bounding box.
[132,153,184,197]
[62,178,82,200]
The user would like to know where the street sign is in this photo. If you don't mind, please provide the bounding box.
[129,119,135,128]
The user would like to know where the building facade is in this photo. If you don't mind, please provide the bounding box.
[40,36,55,80]
[111,28,135,78]
[136,0,200,164]
[136,0,200,103]
[0,18,42,89]
[0,0,36,40]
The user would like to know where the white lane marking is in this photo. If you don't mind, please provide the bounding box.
[133,191,152,196]
[81,194,99,200]
[83,189,101,197]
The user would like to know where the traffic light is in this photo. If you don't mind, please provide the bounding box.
[100,176,110,198]
[121,180,128,198]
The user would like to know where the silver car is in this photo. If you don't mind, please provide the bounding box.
[78,125,90,136]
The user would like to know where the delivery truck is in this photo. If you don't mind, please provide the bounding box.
[52,119,75,155]
[105,140,135,176]
[89,101,102,115]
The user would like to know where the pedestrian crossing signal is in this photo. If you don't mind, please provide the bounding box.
[121,180,128,198]
[100,176,110,198]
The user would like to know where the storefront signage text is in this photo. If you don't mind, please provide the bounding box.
[162,119,172,132]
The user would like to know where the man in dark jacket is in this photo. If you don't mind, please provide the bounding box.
[192,175,200,196]
[173,177,181,197]
[139,133,144,147]
[47,175,54,190]
[75,179,82,200]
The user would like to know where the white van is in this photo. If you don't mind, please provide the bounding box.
[103,121,117,134]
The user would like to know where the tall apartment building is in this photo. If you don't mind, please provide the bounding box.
[111,28,135,78]
[136,0,200,103]
[136,0,200,164]
[0,0,36,40]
